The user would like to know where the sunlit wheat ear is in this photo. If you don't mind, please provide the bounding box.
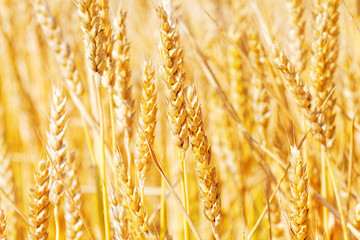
[157,6,189,151]
[29,158,50,240]
[186,86,222,239]
[135,61,157,188]
[112,10,134,138]
[272,43,325,145]
[65,152,83,240]
[310,0,339,149]
[76,0,105,78]
[109,188,129,240]
[114,152,152,239]
[46,87,67,220]
[32,0,84,96]
[0,210,7,239]
[286,0,306,73]
[289,146,310,240]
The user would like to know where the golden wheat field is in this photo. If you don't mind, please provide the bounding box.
[2,0,360,239]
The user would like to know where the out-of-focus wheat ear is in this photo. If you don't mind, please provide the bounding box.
[286,0,306,73]
[46,86,67,240]
[135,61,157,198]
[112,10,134,139]
[114,152,153,239]
[109,188,129,240]
[76,0,105,78]
[186,86,222,239]
[96,0,115,89]
[0,140,16,239]
[31,0,84,96]
[0,210,7,239]
[247,27,271,144]
[271,43,326,146]
[310,1,338,149]
[353,203,360,229]
[229,28,248,127]
[29,158,50,240]
[289,146,310,240]
[65,152,83,240]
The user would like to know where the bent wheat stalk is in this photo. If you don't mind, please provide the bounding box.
[186,86,222,239]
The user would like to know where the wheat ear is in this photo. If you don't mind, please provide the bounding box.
[286,0,306,72]
[112,10,134,171]
[75,1,110,239]
[109,188,128,240]
[0,210,7,240]
[114,152,153,239]
[65,152,83,240]
[289,146,310,240]
[135,61,157,200]
[248,27,271,143]
[157,6,190,239]
[46,87,67,240]
[272,43,325,145]
[28,158,50,240]
[31,0,84,96]
[186,86,222,239]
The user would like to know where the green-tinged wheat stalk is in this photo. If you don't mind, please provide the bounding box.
[29,158,50,240]
[186,86,222,240]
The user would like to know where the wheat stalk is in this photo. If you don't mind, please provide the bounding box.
[157,6,190,238]
[135,61,157,199]
[28,158,50,240]
[289,146,309,240]
[46,86,67,240]
[114,152,153,239]
[186,86,222,239]
[75,1,109,239]
[272,43,325,145]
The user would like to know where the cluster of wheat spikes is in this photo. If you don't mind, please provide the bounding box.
[3,0,360,239]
